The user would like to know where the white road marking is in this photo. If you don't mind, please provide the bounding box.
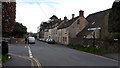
[27,45,42,68]
[28,45,33,58]
[25,46,26,48]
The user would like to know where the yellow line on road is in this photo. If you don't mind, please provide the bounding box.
[32,58,42,68]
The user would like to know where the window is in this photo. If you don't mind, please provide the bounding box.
[64,37,67,42]
[63,37,67,42]
[65,30,67,34]
[77,19,80,24]
[56,30,57,34]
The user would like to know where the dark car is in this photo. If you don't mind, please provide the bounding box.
[46,39,55,44]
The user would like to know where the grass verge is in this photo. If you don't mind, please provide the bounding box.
[67,44,114,55]
[1,55,9,63]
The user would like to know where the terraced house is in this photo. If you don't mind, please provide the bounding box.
[77,9,111,40]
[42,10,88,45]
[42,8,112,45]
[57,10,88,45]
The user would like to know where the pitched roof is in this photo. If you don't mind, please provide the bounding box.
[77,9,111,37]
[50,15,58,20]
[48,19,62,29]
[57,16,79,29]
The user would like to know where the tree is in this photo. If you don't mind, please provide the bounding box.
[12,22,27,38]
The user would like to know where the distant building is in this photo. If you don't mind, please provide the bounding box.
[1,0,16,37]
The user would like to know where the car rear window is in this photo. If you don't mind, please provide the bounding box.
[28,37,35,40]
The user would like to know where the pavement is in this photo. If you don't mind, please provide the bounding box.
[3,55,31,66]
[101,53,119,61]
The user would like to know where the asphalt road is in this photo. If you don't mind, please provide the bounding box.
[3,40,119,67]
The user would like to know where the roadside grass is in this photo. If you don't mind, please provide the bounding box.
[67,44,114,55]
[0,55,9,63]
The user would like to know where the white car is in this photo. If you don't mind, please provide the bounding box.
[28,37,35,44]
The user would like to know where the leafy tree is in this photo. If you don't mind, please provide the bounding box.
[12,22,27,38]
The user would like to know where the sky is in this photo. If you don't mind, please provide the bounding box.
[16,0,115,33]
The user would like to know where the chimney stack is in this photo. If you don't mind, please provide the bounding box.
[72,14,75,19]
[64,16,67,21]
[79,10,84,17]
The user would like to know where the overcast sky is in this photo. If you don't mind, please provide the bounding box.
[16,0,115,33]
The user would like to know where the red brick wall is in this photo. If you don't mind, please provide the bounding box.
[2,2,16,33]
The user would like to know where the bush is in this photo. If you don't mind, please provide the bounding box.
[2,55,9,62]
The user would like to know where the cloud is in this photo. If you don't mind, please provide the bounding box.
[16,2,55,33]
[16,0,115,33]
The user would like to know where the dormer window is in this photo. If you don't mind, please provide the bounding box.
[77,19,80,24]
[92,22,96,25]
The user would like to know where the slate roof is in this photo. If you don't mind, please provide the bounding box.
[57,16,79,29]
[77,9,111,37]
[48,19,62,29]
[50,15,58,20]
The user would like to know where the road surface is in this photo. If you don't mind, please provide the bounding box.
[3,41,119,68]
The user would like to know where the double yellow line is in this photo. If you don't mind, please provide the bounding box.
[8,53,42,68]
[32,58,42,68]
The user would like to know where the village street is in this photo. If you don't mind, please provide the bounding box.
[3,41,118,68]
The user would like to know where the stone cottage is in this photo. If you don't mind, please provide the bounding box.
[57,10,88,45]
[77,9,111,40]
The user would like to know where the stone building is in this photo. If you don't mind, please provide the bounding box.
[57,10,88,45]
[77,9,111,40]
[43,15,62,39]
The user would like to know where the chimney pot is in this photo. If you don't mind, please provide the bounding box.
[79,10,84,17]
[64,16,67,20]
[72,14,75,19]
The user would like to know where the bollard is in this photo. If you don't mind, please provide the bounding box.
[2,40,8,55]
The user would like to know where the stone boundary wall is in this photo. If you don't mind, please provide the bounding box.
[69,38,119,52]
[3,38,25,44]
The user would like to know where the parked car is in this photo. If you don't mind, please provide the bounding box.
[39,38,44,41]
[45,38,49,42]
[46,39,55,44]
[27,37,35,44]
[42,38,46,42]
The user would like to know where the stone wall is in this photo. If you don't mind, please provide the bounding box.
[3,38,25,44]
[69,38,119,52]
